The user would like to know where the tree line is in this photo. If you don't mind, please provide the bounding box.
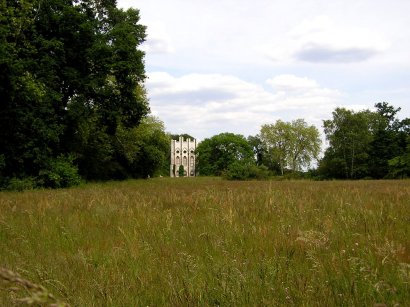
[1,1,409,190]
[319,102,410,179]
[195,102,410,180]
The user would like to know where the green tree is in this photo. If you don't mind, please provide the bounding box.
[0,0,64,180]
[260,119,321,175]
[0,0,148,186]
[321,108,376,179]
[288,119,321,172]
[388,147,410,178]
[260,120,290,175]
[247,135,265,166]
[115,116,170,178]
[196,133,254,176]
[368,102,410,178]
[320,104,409,179]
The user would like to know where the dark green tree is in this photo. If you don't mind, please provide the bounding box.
[118,116,170,178]
[388,143,410,178]
[368,102,409,178]
[0,0,149,187]
[320,108,377,179]
[247,135,265,166]
[196,133,254,176]
[319,103,409,179]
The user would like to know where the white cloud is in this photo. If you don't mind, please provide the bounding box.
[146,72,342,140]
[139,20,175,54]
[267,75,319,91]
[261,15,390,64]
[141,38,173,54]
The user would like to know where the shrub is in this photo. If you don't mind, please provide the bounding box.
[6,177,37,191]
[39,155,82,188]
[223,162,270,180]
[178,165,185,177]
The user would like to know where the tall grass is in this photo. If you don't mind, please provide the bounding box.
[1,178,409,306]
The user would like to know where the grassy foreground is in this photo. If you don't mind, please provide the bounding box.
[0,178,409,306]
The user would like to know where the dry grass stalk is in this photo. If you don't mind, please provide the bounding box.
[0,267,69,306]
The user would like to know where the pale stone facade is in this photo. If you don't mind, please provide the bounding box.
[170,136,197,177]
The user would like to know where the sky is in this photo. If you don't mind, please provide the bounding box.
[117,0,410,141]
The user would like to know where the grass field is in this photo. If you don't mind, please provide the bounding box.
[0,178,409,306]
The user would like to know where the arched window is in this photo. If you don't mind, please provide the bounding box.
[183,156,187,166]
[176,156,180,165]
[190,156,194,166]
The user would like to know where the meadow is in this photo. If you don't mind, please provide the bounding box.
[0,178,409,306]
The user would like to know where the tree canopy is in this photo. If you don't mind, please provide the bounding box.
[196,133,254,176]
[260,119,321,175]
[319,103,410,179]
[0,0,172,189]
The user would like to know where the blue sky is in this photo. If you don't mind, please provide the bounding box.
[118,0,410,141]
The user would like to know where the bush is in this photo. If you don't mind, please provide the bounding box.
[178,165,185,177]
[223,162,270,180]
[6,177,37,191]
[39,155,82,188]
[223,161,250,180]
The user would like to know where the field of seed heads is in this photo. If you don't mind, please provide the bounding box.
[1,178,409,306]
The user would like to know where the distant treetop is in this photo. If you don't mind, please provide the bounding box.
[171,134,195,141]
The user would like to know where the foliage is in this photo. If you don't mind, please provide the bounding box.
[171,134,195,141]
[260,119,321,175]
[115,116,170,178]
[0,0,149,188]
[321,108,377,179]
[6,177,37,191]
[38,155,82,188]
[320,103,410,179]
[387,142,410,178]
[369,102,410,178]
[247,135,264,165]
[196,133,254,176]
[223,161,270,180]
[178,165,185,177]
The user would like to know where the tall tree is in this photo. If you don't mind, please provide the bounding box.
[0,0,149,186]
[368,102,409,178]
[260,119,321,175]
[196,133,254,176]
[125,116,170,178]
[320,104,409,179]
[321,108,379,179]
[260,120,291,175]
[288,119,321,172]
[247,135,265,166]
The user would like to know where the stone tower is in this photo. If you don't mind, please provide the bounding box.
[170,136,197,177]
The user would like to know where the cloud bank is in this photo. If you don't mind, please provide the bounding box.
[147,72,342,139]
